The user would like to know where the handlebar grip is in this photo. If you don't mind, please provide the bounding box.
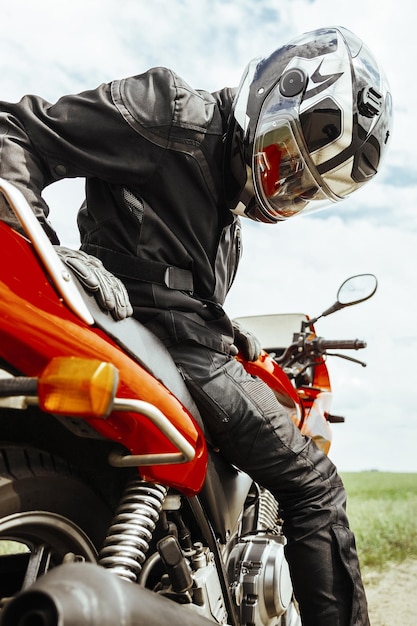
[315,338,367,351]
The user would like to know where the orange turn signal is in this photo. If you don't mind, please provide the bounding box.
[38,357,119,418]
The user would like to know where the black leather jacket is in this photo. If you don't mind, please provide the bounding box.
[0,68,241,353]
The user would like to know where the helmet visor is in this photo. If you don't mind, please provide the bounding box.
[252,86,340,221]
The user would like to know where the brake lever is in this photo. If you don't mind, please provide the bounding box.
[327,352,367,367]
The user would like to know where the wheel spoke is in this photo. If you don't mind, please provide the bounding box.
[21,544,52,589]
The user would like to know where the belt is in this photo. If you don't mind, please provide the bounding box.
[81,244,194,292]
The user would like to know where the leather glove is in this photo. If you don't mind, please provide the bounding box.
[55,246,133,320]
[232,320,262,361]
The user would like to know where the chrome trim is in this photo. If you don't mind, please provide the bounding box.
[108,397,196,466]
[2,391,195,466]
[0,178,94,325]
[0,396,31,410]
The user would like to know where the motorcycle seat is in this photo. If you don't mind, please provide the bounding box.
[69,272,204,430]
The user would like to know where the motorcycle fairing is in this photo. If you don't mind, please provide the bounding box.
[239,351,303,427]
[0,222,207,495]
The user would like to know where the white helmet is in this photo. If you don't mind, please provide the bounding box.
[224,26,393,222]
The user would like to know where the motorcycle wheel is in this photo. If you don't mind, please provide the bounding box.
[0,445,113,604]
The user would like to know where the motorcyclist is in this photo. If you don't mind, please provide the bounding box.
[0,26,392,625]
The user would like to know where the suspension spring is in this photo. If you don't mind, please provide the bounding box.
[98,478,168,582]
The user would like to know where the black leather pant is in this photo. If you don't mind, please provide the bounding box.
[169,343,370,626]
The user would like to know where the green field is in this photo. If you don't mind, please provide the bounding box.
[341,471,417,576]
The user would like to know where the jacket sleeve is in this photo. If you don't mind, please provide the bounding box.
[0,68,187,237]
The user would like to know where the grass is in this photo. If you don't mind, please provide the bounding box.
[341,471,417,578]
[0,540,28,555]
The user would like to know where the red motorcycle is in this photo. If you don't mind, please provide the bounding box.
[0,178,376,626]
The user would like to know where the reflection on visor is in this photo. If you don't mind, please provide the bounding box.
[255,142,303,198]
[253,120,336,219]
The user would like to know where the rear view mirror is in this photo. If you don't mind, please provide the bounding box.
[337,274,378,306]
[307,273,378,326]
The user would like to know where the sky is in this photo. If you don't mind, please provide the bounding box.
[1,0,416,472]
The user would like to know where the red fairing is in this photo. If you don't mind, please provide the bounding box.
[238,350,333,453]
[238,351,304,427]
[0,222,207,495]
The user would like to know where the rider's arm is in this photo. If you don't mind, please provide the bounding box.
[0,68,212,239]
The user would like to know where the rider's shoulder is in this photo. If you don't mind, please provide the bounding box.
[112,67,217,131]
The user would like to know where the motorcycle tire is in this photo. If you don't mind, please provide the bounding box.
[0,445,113,603]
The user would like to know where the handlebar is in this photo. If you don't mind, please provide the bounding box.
[275,335,368,367]
[314,338,367,351]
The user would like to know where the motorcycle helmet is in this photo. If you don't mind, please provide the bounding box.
[224,26,393,222]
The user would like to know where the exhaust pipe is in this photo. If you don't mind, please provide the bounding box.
[1,562,215,626]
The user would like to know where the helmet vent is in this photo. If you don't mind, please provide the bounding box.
[358,86,382,118]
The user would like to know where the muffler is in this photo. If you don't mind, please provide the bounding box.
[0,562,215,626]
